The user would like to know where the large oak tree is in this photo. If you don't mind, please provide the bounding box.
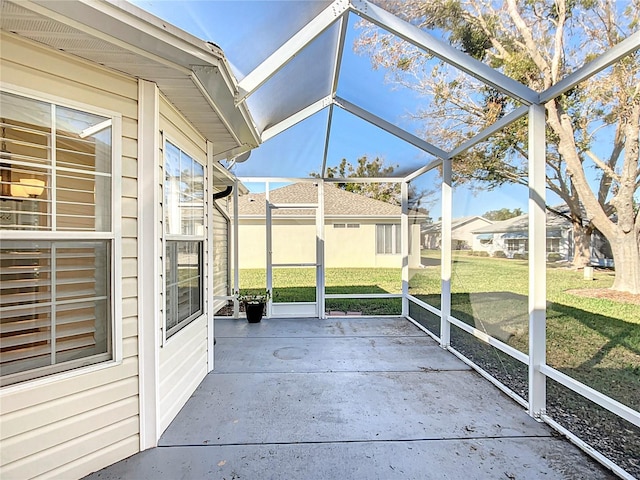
[356,0,639,293]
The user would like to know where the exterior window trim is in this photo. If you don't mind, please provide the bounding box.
[161,134,207,344]
[0,83,123,387]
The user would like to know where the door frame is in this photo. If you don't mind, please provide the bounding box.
[266,199,323,318]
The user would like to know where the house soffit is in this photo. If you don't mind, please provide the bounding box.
[0,0,260,158]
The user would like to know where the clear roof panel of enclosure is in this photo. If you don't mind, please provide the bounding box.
[132,0,639,181]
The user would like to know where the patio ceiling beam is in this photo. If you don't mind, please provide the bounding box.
[404,158,443,182]
[323,176,405,183]
[331,14,350,95]
[447,105,529,160]
[321,103,336,178]
[236,0,350,104]
[333,96,448,159]
[539,31,640,104]
[261,95,333,142]
[348,0,538,105]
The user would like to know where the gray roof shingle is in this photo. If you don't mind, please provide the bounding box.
[236,183,402,217]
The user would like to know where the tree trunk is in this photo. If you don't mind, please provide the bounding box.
[609,231,640,294]
[571,222,591,268]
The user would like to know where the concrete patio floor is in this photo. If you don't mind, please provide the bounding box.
[86,317,614,479]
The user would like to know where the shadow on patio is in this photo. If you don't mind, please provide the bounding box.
[85,317,613,479]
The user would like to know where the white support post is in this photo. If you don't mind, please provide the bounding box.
[528,103,547,419]
[440,159,452,348]
[137,79,160,450]
[266,182,273,318]
[233,180,240,318]
[317,181,326,318]
[401,181,409,317]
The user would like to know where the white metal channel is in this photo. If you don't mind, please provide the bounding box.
[333,96,448,159]
[439,159,452,348]
[401,181,409,317]
[348,0,538,105]
[539,31,640,104]
[237,0,350,104]
[528,104,547,418]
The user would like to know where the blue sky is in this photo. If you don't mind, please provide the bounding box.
[133,0,552,218]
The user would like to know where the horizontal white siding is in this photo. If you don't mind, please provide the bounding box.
[0,33,140,479]
[157,97,209,435]
[212,202,230,313]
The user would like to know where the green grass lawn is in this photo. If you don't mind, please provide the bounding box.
[238,252,639,413]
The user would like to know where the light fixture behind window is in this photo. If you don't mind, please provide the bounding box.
[0,122,45,199]
[1,122,13,198]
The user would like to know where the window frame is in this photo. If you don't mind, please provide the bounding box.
[376,223,401,255]
[0,84,122,388]
[161,135,207,341]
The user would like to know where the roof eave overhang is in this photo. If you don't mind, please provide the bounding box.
[12,0,260,155]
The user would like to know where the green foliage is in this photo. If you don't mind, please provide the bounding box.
[493,250,507,258]
[547,252,563,262]
[311,156,401,205]
[512,252,528,260]
[483,207,523,221]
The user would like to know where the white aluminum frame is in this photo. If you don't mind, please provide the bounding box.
[229,4,640,473]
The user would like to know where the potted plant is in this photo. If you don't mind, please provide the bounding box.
[236,290,270,323]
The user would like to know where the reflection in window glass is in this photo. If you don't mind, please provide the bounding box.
[164,141,205,338]
[0,90,114,386]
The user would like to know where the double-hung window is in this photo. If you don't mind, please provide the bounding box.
[376,224,401,254]
[164,141,205,339]
[0,90,116,386]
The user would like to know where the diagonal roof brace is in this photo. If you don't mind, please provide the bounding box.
[333,96,448,159]
[349,0,539,106]
[261,95,334,142]
[236,0,350,105]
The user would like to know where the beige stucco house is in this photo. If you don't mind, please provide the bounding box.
[422,216,493,250]
[236,183,424,269]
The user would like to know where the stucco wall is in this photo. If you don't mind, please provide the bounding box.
[238,219,421,269]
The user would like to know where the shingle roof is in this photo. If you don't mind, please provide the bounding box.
[472,209,570,234]
[421,216,492,233]
[236,182,402,217]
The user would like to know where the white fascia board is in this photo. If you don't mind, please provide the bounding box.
[539,31,640,104]
[261,95,333,142]
[334,96,448,159]
[447,105,529,159]
[29,0,223,68]
[24,1,260,152]
[237,0,350,103]
[349,0,538,105]
[192,67,260,149]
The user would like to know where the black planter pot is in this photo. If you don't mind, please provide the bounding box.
[244,301,265,323]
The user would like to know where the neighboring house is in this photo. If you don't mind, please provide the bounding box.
[422,216,493,250]
[471,208,613,265]
[0,2,258,479]
[472,210,571,258]
[236,183,425,269]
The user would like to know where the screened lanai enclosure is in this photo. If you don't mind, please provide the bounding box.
[138,0,640,476]
[0,0,638,478]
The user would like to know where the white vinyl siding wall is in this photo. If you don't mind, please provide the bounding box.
[0,33,139,479]
[158,97,209,434]
[212,200,229,313]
